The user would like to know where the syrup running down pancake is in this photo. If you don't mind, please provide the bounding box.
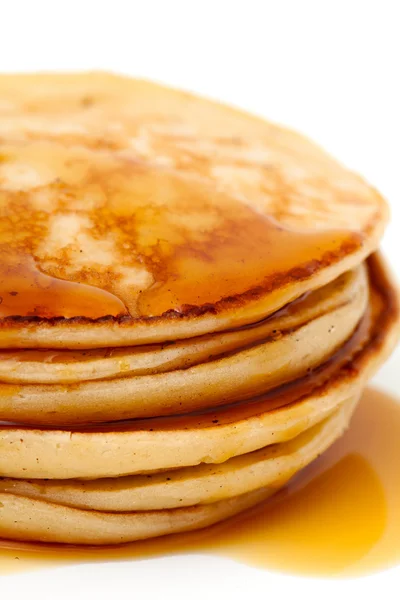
[0,73,388,348]
[0,73,398,548]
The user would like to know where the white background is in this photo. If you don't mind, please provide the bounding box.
[1,1,400,598]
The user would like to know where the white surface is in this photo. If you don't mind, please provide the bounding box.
[1,1,400,598]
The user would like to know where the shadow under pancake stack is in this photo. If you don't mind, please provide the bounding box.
[0,73,398,545]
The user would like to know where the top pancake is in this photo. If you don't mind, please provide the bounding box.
[0,72,388,348]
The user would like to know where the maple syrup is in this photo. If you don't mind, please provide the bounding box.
[0,255,128,319]
[0,147,362,321]
[1,386,399,578]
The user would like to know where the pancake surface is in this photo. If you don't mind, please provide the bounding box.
[0,73,388,348]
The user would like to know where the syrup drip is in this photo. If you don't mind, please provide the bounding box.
[1,387,399,578]
[0,255,127,319]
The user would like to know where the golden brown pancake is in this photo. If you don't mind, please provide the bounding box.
[0,398,357,544]
[0,73,388,349]
[0,487,278,545]
[0,396,357,512]
[0,74,398,549]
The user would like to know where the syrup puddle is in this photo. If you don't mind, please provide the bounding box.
[1,387,399,578]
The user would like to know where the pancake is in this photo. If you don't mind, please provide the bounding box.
[0,486,278,545]
[0,73,388,349]
[0,263,368,424]
[0,265,365,385]
[0,254,397,481]
[0,396,357,511]
[0,398,357,545]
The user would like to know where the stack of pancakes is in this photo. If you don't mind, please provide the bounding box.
[0,73,398,545]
